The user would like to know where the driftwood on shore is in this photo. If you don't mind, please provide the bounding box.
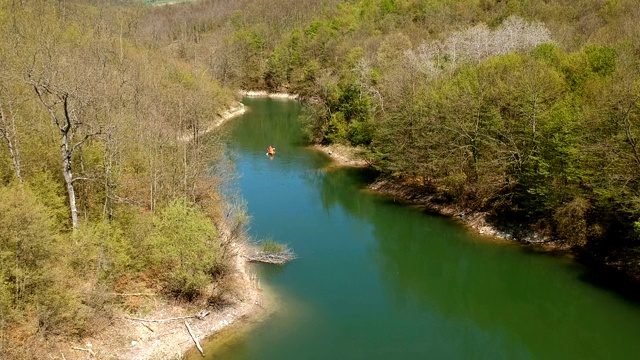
[185,320,205,356]
[246,250,296,264]
[124,310,210,323]
[72,346,95,358]
[111,292,157,297]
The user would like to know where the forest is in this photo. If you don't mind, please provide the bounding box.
[0,0,244,357]
[2,0,640,358]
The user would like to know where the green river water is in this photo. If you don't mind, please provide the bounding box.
[195,98,640,359]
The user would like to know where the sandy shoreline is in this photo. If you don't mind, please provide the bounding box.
[240,90,299,100]
[311,143,369,168]
[73,243,270,360]
[178,102,246,142]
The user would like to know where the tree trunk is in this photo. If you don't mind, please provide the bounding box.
[102,138,113,221]
[0,99,23,183]
[61,130,79,230]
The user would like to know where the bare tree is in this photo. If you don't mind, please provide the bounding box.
[30,79,98,231]
[407,16,552,76]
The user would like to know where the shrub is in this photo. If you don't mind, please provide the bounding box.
[145,200,222,300]
[554,197,591,246]
[0,183,83,337]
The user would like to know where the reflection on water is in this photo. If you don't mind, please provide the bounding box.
[199,98,640,360]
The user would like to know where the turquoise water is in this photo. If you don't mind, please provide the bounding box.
[200,98,640,359]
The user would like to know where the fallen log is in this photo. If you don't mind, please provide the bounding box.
[124,315,197,323]
[185,320,205,356]
[72,346,95,357]
[111,292,157,296]
[140,321,154,332]
[124,309,210,323]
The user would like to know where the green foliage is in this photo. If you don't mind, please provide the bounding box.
[532,43,563,66]
[262,240,286,254]
[0,184,58,295]
[305,20,324,38]
[145,200,221,300]
[380,0,397,14]
[319,81,375,146]
[633,220,640,241]
[584,44,616,76]
[561,45,617,91]
[339,83,371,122]
[327,112,350,143]
[0,149,12,185]
[167,67,197,88]
[233,29,265,52]
[349,118,376,145]
[232,28,269,86]
[0,183,83,335]
[301,101,331,143]
[25,172,70,230]
[71,222,133,283]
[317,82,376,145]
[265,47,290,90]
[0,278,11,319]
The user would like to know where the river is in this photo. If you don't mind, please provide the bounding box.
[198,98,640,359]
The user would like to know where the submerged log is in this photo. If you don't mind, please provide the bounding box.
[246,250,296,264]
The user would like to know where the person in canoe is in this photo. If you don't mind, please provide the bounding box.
[267,145,276,156]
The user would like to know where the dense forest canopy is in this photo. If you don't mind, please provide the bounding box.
[2,0,640,358]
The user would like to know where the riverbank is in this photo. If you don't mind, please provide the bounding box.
[311,144,369,168]
[240,90,299,100]
[178,102,246,142]
[70,242,269,360]
[367,179,553,243]
[315,142,557,246]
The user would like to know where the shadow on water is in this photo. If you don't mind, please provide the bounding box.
[342,166,640,308]
[575,262,640,304]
